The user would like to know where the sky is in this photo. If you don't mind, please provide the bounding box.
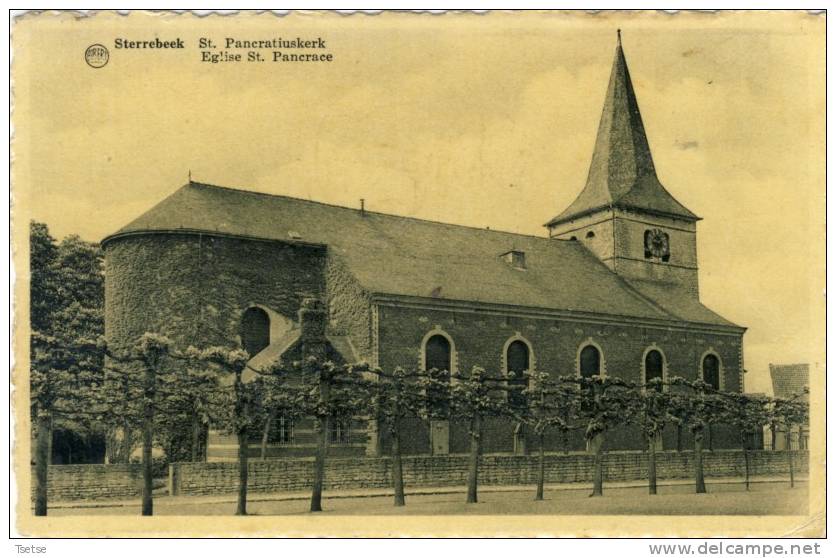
[13,11,825,395]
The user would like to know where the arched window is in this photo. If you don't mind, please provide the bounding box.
[644,349,664,391]
[424,334,452,416]
[425,335,451,372]
[506,340,530,408]
[586,231,595,239]
[702,354,721,391]
[241,307,270,357]
[580,345,601,378]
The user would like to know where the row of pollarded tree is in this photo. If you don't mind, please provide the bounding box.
[30,332,809,516]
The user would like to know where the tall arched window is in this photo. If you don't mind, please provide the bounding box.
[644,349,664,391]
[506,340,530,408]
[580,345,601,378]
[702,354,721,391]
[424,334,452,416]
[241,307,270,357]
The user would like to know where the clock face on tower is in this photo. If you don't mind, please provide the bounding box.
[644,229,670,262]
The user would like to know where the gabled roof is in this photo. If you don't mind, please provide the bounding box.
[240,329,360,383]
[769,364,809,398]
[546,34,698,227]
[104,181,741,331]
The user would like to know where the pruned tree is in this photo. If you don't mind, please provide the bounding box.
[126,334,172,516]
[193,346,256,515]
[521,371,582,501]
[256,370,308,461]
[774,389,809,488]
[719,392,769,491]
[266,357,373,513]
[630,377,670,495]
[577,375,636,497]
[667,376,723,494]
[373,367,425,506]
[447,366,506,504]
[156,358,220,463]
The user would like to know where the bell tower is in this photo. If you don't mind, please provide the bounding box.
[546,31,701,298]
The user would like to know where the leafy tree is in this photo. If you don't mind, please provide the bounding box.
[29,332,86,515]
[29,222,59,335]
[29,222,105,514]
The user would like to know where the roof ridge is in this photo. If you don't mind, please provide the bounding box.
[187,180,557,244]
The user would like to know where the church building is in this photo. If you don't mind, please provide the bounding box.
[102,34,746,459]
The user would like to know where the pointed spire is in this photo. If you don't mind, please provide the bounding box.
[546,32,698,227]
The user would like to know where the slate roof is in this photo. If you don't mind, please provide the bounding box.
[239,330,359,383]
[769,364,809,399]
[104,181,741,331]
[545,35,698,227]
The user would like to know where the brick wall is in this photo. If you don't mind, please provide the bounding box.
[31,464,143,502]
[377,304,745,453]
[169,450,806,496]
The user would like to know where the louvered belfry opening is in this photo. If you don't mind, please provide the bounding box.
[241,307,270,358]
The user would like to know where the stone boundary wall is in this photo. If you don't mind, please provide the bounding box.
[169,450,807,496]
[31,464,143,502]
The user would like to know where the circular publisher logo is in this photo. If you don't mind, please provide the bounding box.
[84,44,109,68]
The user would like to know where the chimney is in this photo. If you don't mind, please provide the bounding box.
[298,297,327,358]
[360,198,366,216]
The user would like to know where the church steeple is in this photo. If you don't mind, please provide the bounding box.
[546,31,698,228]
[546,32,702,298]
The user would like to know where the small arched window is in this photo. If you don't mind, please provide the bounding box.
[702,354,721,391]
[586,231,595,239]
[570,236,578,241]
[580,345,601,378]
[506,340,530,408]
[425,335,451,372]
[241,307,270,357]
[645,350,664,391]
